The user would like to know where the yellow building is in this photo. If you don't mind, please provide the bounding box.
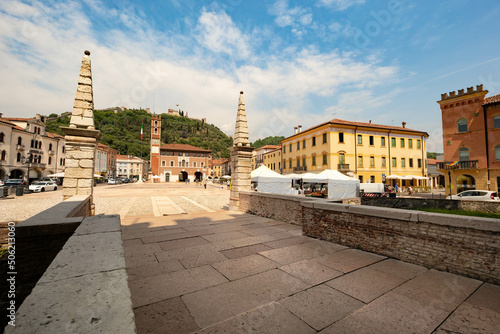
[281,119,429,186]
[251,145,281,170]
[263,147,282,173]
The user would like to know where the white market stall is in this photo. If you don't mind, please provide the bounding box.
[251,165,293,195]
[302,169,360,199]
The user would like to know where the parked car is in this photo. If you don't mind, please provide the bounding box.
[42,178,61,185]
[5,179,27,187]
[107,178,122,185]
[0,180,4,186]
[29,181,58,192]
[450,190,499,201]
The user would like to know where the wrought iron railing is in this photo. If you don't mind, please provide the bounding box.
[436,160,478,170]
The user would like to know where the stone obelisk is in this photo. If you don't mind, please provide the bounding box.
[229,91,253,211]
[61,50,101,211]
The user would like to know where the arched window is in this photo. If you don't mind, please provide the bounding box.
[31,139,35,148]
[17,153,21,162]
[62,146,65,153]
[457,118,468,133]
[1,150,6,161]
[0,132,4,142]
[17,137,22,145]
[170,161,174,166]
[48,157,52,165]
[459,147,469,161]
[495,145,500,161]
[193,161,197,167]
[201,162,204,168]
[49,143,53,151]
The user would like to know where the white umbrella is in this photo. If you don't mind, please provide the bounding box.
[385,175,402,179]
[48,172,65,177]
[94,174,104,178]
[152,175,160,179]
[406,174,427,180]
[221,175,231,179]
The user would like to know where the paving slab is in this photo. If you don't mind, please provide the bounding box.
[182,269,308,328]
[259,243,326,265]
[320,290,449,334]
[201,231,250,243]
[155,244,229,268]
[279,284,365,331]
[433,283,500,334]
[212,254,280,281]
[326,267,407,303]
[393,269,482,312]
[367,258,428,280]
[227,234,279,247]
[126,259,185,281]
[315,248,386,273]
[242,226,289,236]
[302,239,349,254]
[280,259,343,285]
[129,265,228,308]
[197,302,315,334]
[220,243,273,259]
[134,297,200,334]
[158,236,210,251]
[264,236,311,249]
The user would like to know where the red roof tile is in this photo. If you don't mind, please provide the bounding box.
[483,93,500,105]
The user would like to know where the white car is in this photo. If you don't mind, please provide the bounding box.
[450,190,499,201]
[29,181,58,192]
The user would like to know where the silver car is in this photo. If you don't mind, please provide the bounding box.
[450,190,499,201]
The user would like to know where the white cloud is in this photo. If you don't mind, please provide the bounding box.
[318,0,365,11]
[195,9,250,59]
[268,0,313,37]
[0,0,400,142]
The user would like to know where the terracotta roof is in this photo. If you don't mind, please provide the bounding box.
[282,118,429,142]
[160,143,211,153]
[427,159,439,165]
[2,117,34,122]
[483,93,500,105]
[117,155,142,160]
[210,158,230,166]
[45,132,64,139]
[257,144,281,150]
[0,119,25,131]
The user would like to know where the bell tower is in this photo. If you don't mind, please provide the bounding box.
[150,116,161,177]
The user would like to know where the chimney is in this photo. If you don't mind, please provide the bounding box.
[369,120,372,124]
[294,127,298,134]
[36,114,41,120]
[402,122,406,128]
[298,125,302,133]
[0,113,3,118]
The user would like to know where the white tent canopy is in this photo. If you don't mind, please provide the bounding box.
[405,174,428,180]
[251,165,293,195]
[47,172,65,178]
[302,169,360,199]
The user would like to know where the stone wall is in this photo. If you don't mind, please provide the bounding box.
[5,215,135,333]
[362,197,500,213]
[238,192,500,285]
[0,196,91,331]
[239,191,307,226]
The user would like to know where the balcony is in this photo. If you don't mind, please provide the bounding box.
[29,162,47,169]
[48,150,55,155]
[293,166,307,172]
[338,163,351,172]
[17,144,25,151]
[436,160,479,170]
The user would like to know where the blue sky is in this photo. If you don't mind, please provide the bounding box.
[1,0,500,152]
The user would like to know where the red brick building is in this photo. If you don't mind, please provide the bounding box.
[149,116,211,182]
[437,84,500,194]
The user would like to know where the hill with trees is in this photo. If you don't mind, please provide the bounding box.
[44,108,233,159]
[251,136,285,148]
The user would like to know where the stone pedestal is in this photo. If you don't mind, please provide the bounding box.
[229,146,253,211]
[61,128,100,203]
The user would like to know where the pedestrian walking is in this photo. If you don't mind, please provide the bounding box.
[203,180,207,189]
[408,186,413,196]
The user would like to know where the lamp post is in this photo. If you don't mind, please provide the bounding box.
[21,152,32,185]
[447,170,451,199]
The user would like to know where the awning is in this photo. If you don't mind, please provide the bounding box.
[385,175,403,179]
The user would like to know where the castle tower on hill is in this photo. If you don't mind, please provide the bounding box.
[150,116,161,177]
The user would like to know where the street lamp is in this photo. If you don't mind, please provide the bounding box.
[447,170,451,199]
[21,152,33,185]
